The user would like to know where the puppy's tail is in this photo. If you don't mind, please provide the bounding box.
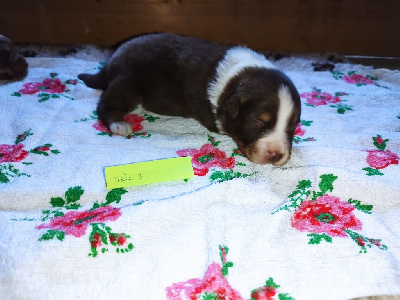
[78,66,107,90]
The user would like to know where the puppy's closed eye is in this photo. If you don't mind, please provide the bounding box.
[259,112,271,123]
[253,113,272,127]
[254,119,265,128]
[252,115,272,129]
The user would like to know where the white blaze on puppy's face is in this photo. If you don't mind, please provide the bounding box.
[251,86,295,165]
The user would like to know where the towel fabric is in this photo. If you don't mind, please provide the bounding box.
[0,54,399,300]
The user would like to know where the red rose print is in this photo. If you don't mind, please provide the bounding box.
[280,174,388,252]
[91,232,102,248]
[35,187,134,257]
[93,113,145,134]
[35,146,50,152]
[109,234,117,243]
[110,233,127,246]
[92,121,109,132]
[0,144,29,163]
[36,205,122,237]
[375,136,384,145]
[177,143,235,176]
[291,194,362,237]
[300,90,341,106]
[1,130,60,184]
[41,78,66,93]
[356,237,366,247]
[370,239,381,247]
[165,262,242,300]
[342,74,375,85]
[294,123,305,137]
[32,146,50,152]
[293,121,315,144]
[66,79,78,85]
[363,135,398,176]
[19,78,66,95]
[117,235,127,245]
[123,114,145,132]
[366,149,399,169]
[166,246,293,299]
[251,286,277,300]
[18,82,42,95]
[232,148,244,156]
[332,71,387,88]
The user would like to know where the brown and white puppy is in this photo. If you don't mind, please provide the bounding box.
[78,33,301,166]
[0,34,28,80]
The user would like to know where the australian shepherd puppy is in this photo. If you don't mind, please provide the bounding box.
[78,33,301,166]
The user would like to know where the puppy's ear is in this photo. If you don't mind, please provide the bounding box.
[222,95,248,118]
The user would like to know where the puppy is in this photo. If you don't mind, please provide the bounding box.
[79,33,301,166]
[0,34,28,80]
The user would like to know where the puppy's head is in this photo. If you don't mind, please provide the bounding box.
[0,34,28,80]
[217,67,301,166]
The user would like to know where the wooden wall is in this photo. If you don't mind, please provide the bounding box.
[1,0,399,56]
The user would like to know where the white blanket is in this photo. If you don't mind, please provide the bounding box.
[0,54,399,300]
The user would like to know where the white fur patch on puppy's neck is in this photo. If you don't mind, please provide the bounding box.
[207,46,276,108]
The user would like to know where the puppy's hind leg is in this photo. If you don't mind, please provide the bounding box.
[78,66,107,90]
[96,76,141,136]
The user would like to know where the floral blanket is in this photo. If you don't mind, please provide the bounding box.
[0,55,399,300]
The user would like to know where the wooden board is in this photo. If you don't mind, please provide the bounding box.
[1,0,399,56]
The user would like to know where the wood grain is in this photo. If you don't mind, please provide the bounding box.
[0,0,399,56]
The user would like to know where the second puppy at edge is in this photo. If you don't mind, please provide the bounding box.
[78,33,301,166]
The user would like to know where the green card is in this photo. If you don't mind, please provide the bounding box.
[104,156,194,189]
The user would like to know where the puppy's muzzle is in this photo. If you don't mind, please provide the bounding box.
[243,140,291,166]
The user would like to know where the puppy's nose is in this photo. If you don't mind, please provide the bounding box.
[268,152,283,163]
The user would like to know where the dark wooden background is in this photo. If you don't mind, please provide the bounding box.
[1,0,399,56]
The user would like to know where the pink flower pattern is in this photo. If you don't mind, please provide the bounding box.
[177,143,235,176]
[293,121,315,144]
[0,130,59,184]
[109,233,127,246]
[301,88,353,114]
[276,174,387,253]
[36,205,122,237]
[78,109,159,138]
[19,78,66,95]
[300,89,342,106]
[250,278,283,300]
[366,150,399,169]
[291,194,362,237]
[166,246,293,300]
[0,144,29,163]
[251,286,277,300]
[91,232,103,248]
[332,71,389,88]
[294,123,305,137]
[363,135,399,176]
[93,113,146,135]
[12,73,78,102]
[35,187,134,257]
[166,262,242,300]
[342,74,375,85]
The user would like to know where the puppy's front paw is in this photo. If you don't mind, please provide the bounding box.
[109,121,133,136]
